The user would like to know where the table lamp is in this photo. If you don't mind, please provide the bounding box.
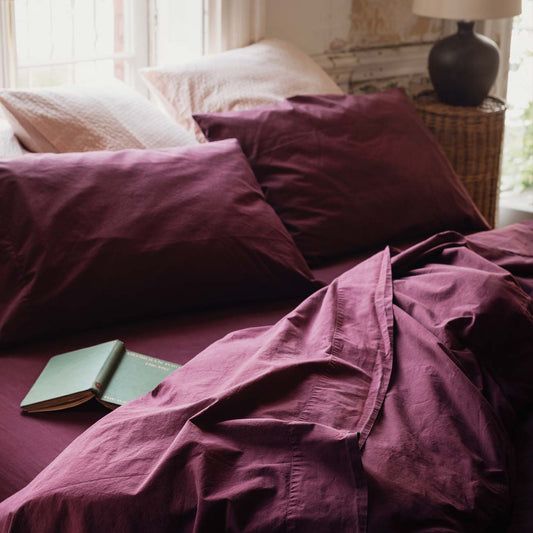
[412,0,522,106]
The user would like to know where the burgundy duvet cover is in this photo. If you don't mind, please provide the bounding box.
[0,253,366,502]
[0,222,532,532]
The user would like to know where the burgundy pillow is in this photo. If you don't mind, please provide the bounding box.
[194,89,488,262]
[0,139,319,345]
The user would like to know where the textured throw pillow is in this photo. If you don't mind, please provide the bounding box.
[0,82,196,153]
[0,139,319,345]
[194,89,489,262]
[140,38,342,141]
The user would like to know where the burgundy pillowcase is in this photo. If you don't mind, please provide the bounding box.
[0,139,319,345]
[194,89,488,262]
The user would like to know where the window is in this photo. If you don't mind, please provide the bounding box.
[1,0,149,90]
[0,0,265,91]
[501,0,533,211]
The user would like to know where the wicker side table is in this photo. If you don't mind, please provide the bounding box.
[414,91,506,227]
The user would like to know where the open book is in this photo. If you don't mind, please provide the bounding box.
[20,340,180,413]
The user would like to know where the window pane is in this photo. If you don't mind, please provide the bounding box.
[155,0,204,64]
[17,64,73,87]
[13,0,133,87]
[501,0,533,208]
[74,60,115,84]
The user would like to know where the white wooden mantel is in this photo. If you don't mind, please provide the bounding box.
[313,43,432,93]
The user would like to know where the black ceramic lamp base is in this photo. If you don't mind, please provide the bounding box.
[429,21,500,107]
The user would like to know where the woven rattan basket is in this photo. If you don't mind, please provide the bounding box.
[414,91,506,227]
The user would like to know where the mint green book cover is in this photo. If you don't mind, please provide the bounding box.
[20,341,180,412]
[100,351,179,406]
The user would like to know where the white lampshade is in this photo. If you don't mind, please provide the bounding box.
[413,0,522,21]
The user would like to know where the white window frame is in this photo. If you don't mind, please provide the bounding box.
[130,0,151,92]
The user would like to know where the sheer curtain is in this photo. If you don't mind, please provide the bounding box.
[204,0,266,54]
[480,18,515,99]
[0,0,17,88]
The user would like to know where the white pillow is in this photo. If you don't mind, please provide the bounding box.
[0,81,197,153]
[0,119,25,159]
[140,38,343,141]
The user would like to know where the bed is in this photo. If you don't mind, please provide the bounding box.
[0,223,532,532]
[0,38,532,532]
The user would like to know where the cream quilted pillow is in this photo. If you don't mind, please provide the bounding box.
[140,38,343,141]
[0,82,197,153]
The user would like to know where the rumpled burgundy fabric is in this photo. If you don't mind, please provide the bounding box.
[0,222,531,532]
[0,139,319,345]
[194,89,489,263]
[0,238,394,502]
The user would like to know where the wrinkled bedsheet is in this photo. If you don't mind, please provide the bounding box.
[0,222,532,532]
